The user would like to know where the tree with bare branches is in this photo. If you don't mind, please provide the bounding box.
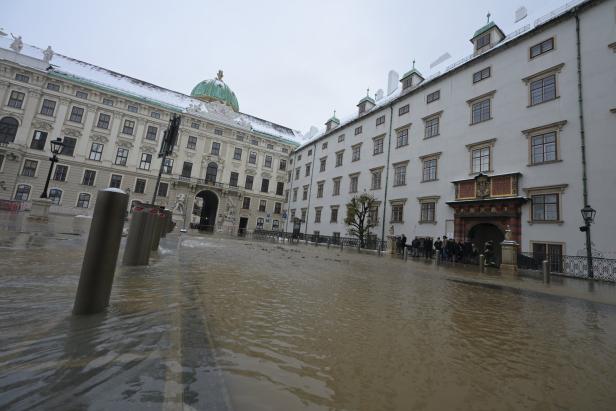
[344,192,378,248]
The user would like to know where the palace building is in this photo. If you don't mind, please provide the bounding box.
[0,38,300,233]
[285,0,616,259]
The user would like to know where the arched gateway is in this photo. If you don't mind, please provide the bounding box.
[193,190,219,232]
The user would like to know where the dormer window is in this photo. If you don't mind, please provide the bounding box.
[475,33,490,51]
[402,77,413,90]
[357,89,376,115]
[325,110,340,132]
[400,61,424,91]
[470,15,505,54]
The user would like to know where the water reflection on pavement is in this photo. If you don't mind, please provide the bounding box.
[1,213,616,410]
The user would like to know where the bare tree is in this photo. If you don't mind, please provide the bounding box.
[344,192,378,248]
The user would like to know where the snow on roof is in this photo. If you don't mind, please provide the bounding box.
[0,36,302,145]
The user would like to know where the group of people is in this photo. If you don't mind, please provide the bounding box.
[395,235,480,263]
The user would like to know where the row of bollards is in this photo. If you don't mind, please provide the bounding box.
[73,189,174,315]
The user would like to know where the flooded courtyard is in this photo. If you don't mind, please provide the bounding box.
[1,213,616,410]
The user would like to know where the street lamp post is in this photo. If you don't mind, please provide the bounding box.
[580,205,596,279]
[40,137,64,199]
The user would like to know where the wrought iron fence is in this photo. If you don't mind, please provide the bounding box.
[518,252,616,282]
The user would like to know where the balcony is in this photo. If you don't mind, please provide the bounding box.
[171,174,241,193]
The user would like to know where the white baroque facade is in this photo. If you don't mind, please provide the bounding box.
[0,38,299,233]
[286,0,616,258]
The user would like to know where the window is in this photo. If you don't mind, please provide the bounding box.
[354,126,362,135]
[276,182,284,196]
[422,158,438,182]
[82,169,96,186]
[371,169,382,190]
[110,174,122,189]
[206,162,218,182]
[338,134,345,143]
[261,178,269,193]
[393,163,407,186]
[89,143,103,161]
[103,98,114,106]
[69,106,84,123]
[530,38,554,59]
[97,113,111,129]
[531,132,557,164]
[214,128,223,136]
[162,158,174,174]
[186,136,197,150]
[307,149,312,156]
[75,193,90,208]
[531,194,559,221]
[302,185,309,200]
[424,116,440,138]
[245,175,254,190]
[426,90,440,103]
[320,157,327,172]
[150,111,161,119]
[368,204,379,225]
[211,142,221,155]
[402,77,413,90]
[530,75,556,106]
[279,159,287,171]
[22,159,38,177]
[295,167,300,180]
[471,99,491,124]
[305,163,311,177]
[233,147,242,160]
[272,220,280,230]
[349,174,359,193]
[336,151,344,167]
[476,32,490,50]
[259,200,267,212]
[391,203,404,223]
[249,151,257,164]
[292,188,298,201]
[373,136,384,155]
[472,67,491,83]
[76,90,88,99]
[14,184,30,201]
[145,125,158,140]
[189,122,199,130]
[53,164,68,181]
[251,138,259,146]
[532,242,563,272]
[256,217,264,229]
[472,147,490,173]
[127,105,138,113]
[134,178,146,194]
[0,116,18,143]
[115,147,129,165]
[399,104,410,116]
[264,155,272,168]
[139,153,152,170]
[420,202,436,222]
[333,178,341,196]
[267,143,274,150]
[285,190,289,201]
[396,128,409,147]
[49,188,62,205]
[8,91,25,109]
[290,209,296,220]
[322,142,328,150]
[122,120,135,135]
[317,181,324,198]
[242,197,251,209]
[30,130,48,150]
[47,83,60,92]
[314,208,322,223]
[376,115,385,126]
[40,99,56,116]
[157,182,168,197]
[229,171,239,187]
[352,144,361,161]
[61,137,76,156]
[282,147,289,153]
[15,73,29,83]
[330,207,339,223]
[181,161,193,178]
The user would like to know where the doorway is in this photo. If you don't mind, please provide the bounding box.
[468,223,504,264]
[194,190,218,232]
[238,217,248,236]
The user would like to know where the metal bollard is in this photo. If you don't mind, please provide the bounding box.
[141,210,157,260]
[161,210,172,238]
[123,208,148,265]
[150,211,165,251]
[404,247,408,261]
[340,241,343,251]
[73,188,128,315]
[479,254,485,273]
[327,238,331,249]
[542,260,550,284]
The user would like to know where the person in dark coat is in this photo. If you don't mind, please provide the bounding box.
[434,237,443,261]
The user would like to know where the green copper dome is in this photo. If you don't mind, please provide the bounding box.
[190,70,239,112]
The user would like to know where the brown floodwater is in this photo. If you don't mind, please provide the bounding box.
[1,214,616,410]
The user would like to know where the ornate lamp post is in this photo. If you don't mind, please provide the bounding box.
[40,137,64,198]
[580,204,596,279]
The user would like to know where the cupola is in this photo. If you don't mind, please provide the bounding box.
[190,70,240,112]
[470,13,505,54]
[325,110,340,132]
[400,60,424,91]
[357,89,376,115]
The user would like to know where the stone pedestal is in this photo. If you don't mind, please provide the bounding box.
[29,198,52,220]
[387,235,397,255]
[500,240,518,274]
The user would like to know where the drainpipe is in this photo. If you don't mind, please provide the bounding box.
[380,105,395,244]
[284,151,296,233]
[304,142,318,237]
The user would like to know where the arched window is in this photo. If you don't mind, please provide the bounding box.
[0,117,19,144]
[49,188,62,205]
[77,193,91,208]
[205,162,218,183]
[14,184,31,201]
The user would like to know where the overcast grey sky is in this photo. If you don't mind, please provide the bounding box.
[5,0,568,134]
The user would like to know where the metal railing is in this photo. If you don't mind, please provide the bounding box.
[518,252,616,282]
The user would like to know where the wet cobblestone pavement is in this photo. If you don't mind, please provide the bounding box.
[1,212,616,410]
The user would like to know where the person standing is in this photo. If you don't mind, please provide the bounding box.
[434,237,443,261]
